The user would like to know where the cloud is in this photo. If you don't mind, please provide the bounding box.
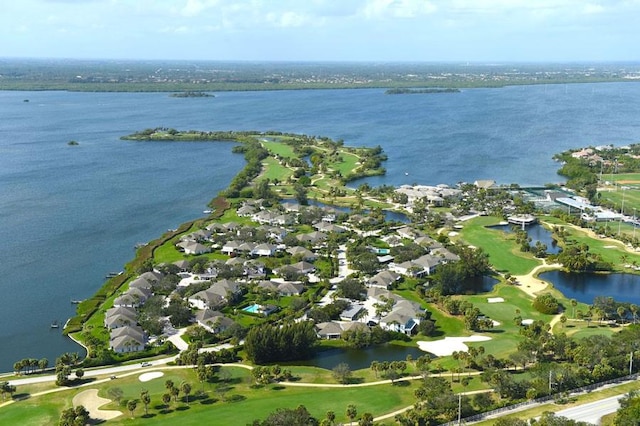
[180,0,220,17]
[361,0,437,19]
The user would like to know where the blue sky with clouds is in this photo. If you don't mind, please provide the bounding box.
[2,0,638,62]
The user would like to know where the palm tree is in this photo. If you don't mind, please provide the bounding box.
[618,306,627,324]
[631,304,638,324]
[171,386,180,403]
[162,393,171,409]
[570,299,578,318]
[181,382,192,405]
[359,412,374,426]
[140,389,151,415]
[346,404,357,426]
[127,400,137,418]
[325,410,336,425]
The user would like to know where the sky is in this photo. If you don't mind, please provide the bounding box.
[1,0,639,62]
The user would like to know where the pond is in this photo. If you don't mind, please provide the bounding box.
[292,344,426,371]
[540,270,640,305]
[489,223,561,254]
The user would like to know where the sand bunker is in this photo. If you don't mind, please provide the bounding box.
[139,371,164,382]
[487,297,504,303]
[417,335,492,357]
[521,319,534,325]
[73,389,122,421]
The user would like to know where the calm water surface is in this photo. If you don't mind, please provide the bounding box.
[541,271,640,306]
[2,83,640,371]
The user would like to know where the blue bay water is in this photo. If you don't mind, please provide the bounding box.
[1,83,640,371]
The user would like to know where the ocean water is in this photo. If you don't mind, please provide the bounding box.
[1,83,639,371]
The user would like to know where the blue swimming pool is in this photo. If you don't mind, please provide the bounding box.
[243,303,261,314]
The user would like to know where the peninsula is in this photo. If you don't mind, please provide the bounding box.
[5,133,640,425]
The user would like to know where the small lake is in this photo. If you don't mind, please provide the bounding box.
[293,344,426,370]
[489,223,561,254]
[541,270,640,305]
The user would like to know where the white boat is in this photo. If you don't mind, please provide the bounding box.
[203,209,213,214]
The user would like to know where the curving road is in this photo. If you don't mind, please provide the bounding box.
[554,394,622,424]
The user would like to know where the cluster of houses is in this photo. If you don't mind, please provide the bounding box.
[103,197,463,353]
[104,271,162,353]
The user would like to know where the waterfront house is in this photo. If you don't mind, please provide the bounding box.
[340,303,366,321]
[104,306,138,329]
[109,325,146,353]
[316,321,343,339]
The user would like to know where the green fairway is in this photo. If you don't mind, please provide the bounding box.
[0,366,419,426]
[459,216,541,275]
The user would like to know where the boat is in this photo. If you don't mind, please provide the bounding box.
[203,209,213,214]
[134,242,148,249]
[105,271,123,279]
[50,321,59,329]
[70,299,83,304]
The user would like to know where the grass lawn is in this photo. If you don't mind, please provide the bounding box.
[542,216,640,270]
[260,141,296,158]
[459,216,541,275]
[0,366,418,426]
[260,156,293,182]
[329,151,360,176]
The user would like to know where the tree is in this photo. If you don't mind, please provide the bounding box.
[127,399,137,418]
[75,368,84,381]
[325,410,336,425]
[107,387,123,404]
[332,362,352,384]
[615,391,640,425]
[140,389,151,415]
[253,404,317,426]
[170,385,180,403]
[570,299,578,318]
[346,404,358,426]
[181,382,192,405]
[0,382,16,401]
[162,393,171,408]
[359,412,374,426]
[59,405,90,426]
[38,358,49,372]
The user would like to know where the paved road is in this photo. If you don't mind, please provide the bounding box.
[555,395,622,424]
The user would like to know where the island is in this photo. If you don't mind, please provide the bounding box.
[5,133,640,425]
[169,91,214,98]
[384,87,460,94]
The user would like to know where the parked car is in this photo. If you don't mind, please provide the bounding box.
[141,362,152,367]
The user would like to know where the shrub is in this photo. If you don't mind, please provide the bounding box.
[533,293,560,314]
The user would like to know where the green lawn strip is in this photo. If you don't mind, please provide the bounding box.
[459,217,541,275]
[260,141,296,158]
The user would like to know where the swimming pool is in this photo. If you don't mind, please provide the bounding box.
[242,303,262,314]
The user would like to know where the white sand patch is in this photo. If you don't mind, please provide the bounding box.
[139,371,164,382]
[73,389,122,421]
[417,335,492,357]
[603,245,617,249]
[521,319,534,325]
[487,297,504,303]
[448,231,459,237]
[492,320,501,326]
